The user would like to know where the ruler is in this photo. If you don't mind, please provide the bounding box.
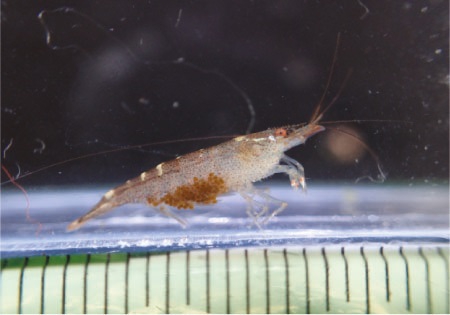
[1,245,448,314]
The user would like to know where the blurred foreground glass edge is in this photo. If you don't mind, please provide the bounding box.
[1,183,448,258]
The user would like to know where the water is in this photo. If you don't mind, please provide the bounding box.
[2,1,448,256]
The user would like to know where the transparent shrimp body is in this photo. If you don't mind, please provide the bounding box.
[67,122,325,230]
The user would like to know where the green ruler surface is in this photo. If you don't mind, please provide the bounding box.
[1,245,449,314]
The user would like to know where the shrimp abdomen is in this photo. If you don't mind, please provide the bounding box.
[67,169,162,230]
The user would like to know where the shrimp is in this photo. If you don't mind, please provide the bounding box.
[68,35,347,231]
[67,121,325,231]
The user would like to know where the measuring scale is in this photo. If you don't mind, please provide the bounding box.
[1,184,449,313]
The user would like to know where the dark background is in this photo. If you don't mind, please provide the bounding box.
[2,0,448,187]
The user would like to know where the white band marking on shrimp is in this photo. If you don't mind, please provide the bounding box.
[252,137,270,142]
[104,189,115,199]
[140,172,147,181]
[156,163,164,177]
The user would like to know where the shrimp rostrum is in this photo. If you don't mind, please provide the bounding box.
[67,120,325,231]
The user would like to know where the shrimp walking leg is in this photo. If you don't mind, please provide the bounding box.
[269,164,306,191]
[280,155,306,190]
[157,206,188,227]
[281,154,305,174]
[239,190,263,227]
[252,189,288,224]
[239,187,288,227]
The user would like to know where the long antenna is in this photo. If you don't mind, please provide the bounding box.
[312,68,353,123]
[309,33,342,123]
[326,126,387,183]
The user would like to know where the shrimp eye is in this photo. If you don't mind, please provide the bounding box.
[275,128,288,138]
